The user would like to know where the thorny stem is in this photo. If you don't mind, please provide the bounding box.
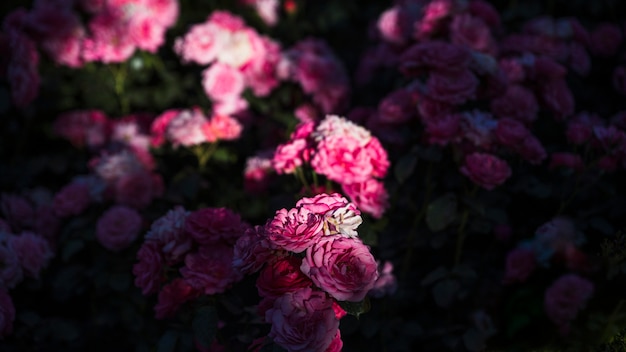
[401,162,434,280]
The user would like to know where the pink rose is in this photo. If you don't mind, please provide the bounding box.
[502,247,535,284]
[377,6,409,45]
[180,245,242,295]
[53,181,91,218]
[184,207,248,246]
[296,193,362,238]
[204,114,243,141]
[154,278,200,319]
[265,287,340,352]
[325,330,343,352]
[0,289,15,338]
[301,236,379,302]
[256,256,312,298]
[426,69,479,105]
[8,232,53,279]
[265,207,324,253]
[342,179,389,219]
[272,138,310,174]
[544,274,594,335]
[133,242,164,296]
[96,205,143,251]
[166,108,211,147]
[202,63,245,102]
[53,109,110,149]
[145,206,191,264]
[460,152,511,190]
[150,109,180,147]
[311,135,375,184]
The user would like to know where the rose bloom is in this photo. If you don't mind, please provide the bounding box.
[166,108,211,147]
[53,109,110,149]
[0,193,34,231]
[154,278,200,319]
[502,246,536,284]
[203,114,243,142]
[341,179,389,219]
[490,85,539,124]
[265,287,340,352]
[144,206,191,264]
[272,138,310,175]
[184,207,248,246]
[180,244,242,295]
[515,134,547,165]
[495,117,530,147]
[244,154,273,194]
[256,256,312,298]
[8,232,53,279]
[133,241,164,296]
[201,62,245,102]
[296,193,363,238]
[549,152,585,171]
[377,6,409,45]
[0,289,15,338]
[301,236,379,302]
[377,88,415,124]
[399,41,471,75]
[449,13,497,55]
[312,135,376,184]
[426,69,479,105]
[425,113,462,146]
[460,152,512,190]
[265,207,324,253]
[53,181,91,218]
[232,225,275,275]
[114,171,163,209]
[96,205,143,251]
[544,274,594,335]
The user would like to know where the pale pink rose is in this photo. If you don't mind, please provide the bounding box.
[272,138,310,175]
[244,153,274,194]
[342,179,389,219]
[589,23,622,57]
[0,242,23,289]
[1,193,34,231]
[460,153,511,190]
[204,114,243,141]
[184,207,248,246]
[166,108,211,147]
[96,205,142,251]
[41,26,85,68]
[490,85,539,124]
[515,134,547,165]
[245,0,279,26]
[368,261,398,298]
[232,225,275,275]
[377,6,409,45]
[427,69,479,105]
[495,118,530,147]
[312,135,376,184]
[377,89,415,124]
[145,206,192,264]
[53,181,91,218]
[202,63,245,102]
[301,236,379,302]
[549,152,585,171]
[296,193,362,238]
[399,41,471,75]
[154,278,200,319]
[502,246,535,284]
[425,113,462,146]
[265,207,324,253]
[241,33,282,96]
[53,109,110,149]
[133,241,164,295]
[256,256,312,298]
[82,10,136,63]
[0,289,14,338]
[538,78,575,120]
[8,232,53,279]
[212,96,249,116]
[180,244,242,295]
[450,13,497,54]
[265,287,340,352]
[544,274,594,335]
[173,21,220,65]
[313,115,371,142]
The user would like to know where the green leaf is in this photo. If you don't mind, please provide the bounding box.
[338,297,371,318]
[426,193,458,232]
[157,330,179,352]
[394,153,418,184]
[192,306,218,350]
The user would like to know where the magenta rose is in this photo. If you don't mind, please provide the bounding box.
[301,237,379,302]
[96,205,143,251]
[154,278,200,319]
[502,246,536,284]
[256,256,312,298]
[544,274,594,335]
[53,181,91,218]
[426,69,479,105]
[265,207,324,253]
[400,41,471,75]
[132,242,165,296]
[180,244,242,295]
[341,179,389,219]
[0,289,15,338]
[232,225,275,275]
[460,152,512,190]
[495,117,530,147]
[265,287,340,352]
[490,85,538,124]
[184,207,249,246]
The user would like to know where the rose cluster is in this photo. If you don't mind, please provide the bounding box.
[133,206,250,319]
[233,193,381,352]
[272,115,390,218]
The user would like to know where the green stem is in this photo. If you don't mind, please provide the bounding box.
[196,142,219,169]
[311,170,319,190]
[110,64,130,115]
[295,167,311,194]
